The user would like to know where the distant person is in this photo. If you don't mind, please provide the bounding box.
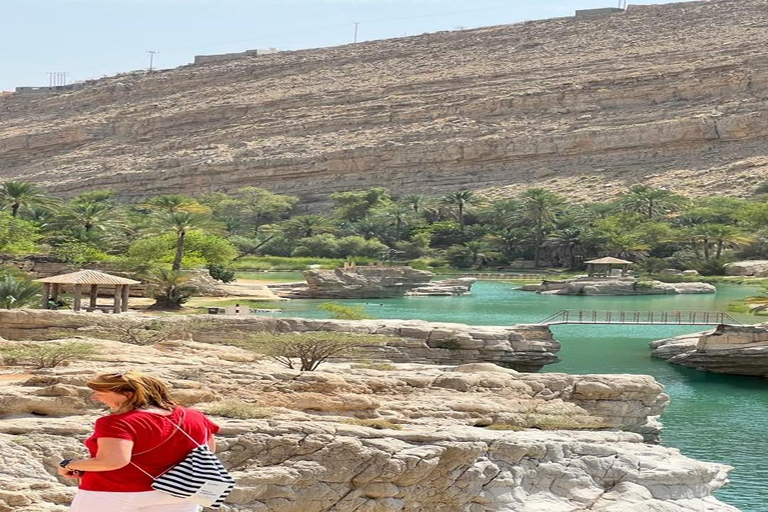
[59,371,220,512]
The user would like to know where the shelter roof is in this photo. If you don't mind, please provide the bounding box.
[584,257,633,265]
[35,269,141,285]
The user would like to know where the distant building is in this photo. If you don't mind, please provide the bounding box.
[194,48,280,65]
[15,82,87,95]
[575,7,625,18]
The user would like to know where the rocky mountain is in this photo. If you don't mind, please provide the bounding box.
[1,0,767,206]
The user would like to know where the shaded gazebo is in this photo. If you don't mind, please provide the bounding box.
[584,257,633,277]
[36,270,141,313]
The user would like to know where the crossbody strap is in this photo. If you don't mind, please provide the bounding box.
[129,409,209,480]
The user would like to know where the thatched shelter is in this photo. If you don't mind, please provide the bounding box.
[36,270,141,313]
[584,257,633,277]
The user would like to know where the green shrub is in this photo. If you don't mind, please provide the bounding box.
[230,256,376,271]
[445,245,475,269]
[755,181,768,195]
[204,401,274,419]
[207,265,236,283]
[0,341,97,368]
[435,338,462,350]
[0,275,41,309]
[318,302,370,320]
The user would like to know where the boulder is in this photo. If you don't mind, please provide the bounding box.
[651,324,768,377]
[273,266,434,299]
[724,260,768,276]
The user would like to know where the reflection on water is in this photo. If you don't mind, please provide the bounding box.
[268,283,767,510]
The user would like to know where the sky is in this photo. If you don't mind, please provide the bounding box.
[0,0,699,92]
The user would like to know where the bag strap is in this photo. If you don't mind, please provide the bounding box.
[128,408,209,479]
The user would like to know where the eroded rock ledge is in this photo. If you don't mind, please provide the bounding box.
[0,336,736,511]
[522,277,715,296]
[650,324,768,377]
[0,310,560,372]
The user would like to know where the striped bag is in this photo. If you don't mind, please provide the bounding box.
[130,413,235,509]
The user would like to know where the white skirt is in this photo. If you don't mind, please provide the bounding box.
[70,490,201,512]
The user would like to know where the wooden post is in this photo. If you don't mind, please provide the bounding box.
[89,284,98,308]
[73,284,82,312]
[113,285,122,314]
[51,283,60,302]
[121,285,130,312]
[41,283,51,308]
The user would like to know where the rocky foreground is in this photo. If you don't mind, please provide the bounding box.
[0,309,561,372]
[651,324,768,377]
[1,1,767,203]
[0,322,739,511]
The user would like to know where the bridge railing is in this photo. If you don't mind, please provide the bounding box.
[537,309,741,326]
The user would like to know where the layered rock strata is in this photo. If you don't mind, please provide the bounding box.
[1,1,768,203]
[0,310,560,372]
[405,277,476,296]
[0,336,737,511]
[650,324,768,377]
[523,277,715,295]
[274,266,435,299]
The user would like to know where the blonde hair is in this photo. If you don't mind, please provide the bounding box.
[87,371,177,414]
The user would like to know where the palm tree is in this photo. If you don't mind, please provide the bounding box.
[465,241,488,268]
[54,199,125,237]
[545,218,585,269]
[521,188,564,267]
[152,211,220,271]
[0,275,41,309]
[687,224,754,261]
[282,215,331,239]
[146,269,198,310]
[0,181,53,217]
[619,185,686,219]
[140,194,210,214]
[440,190,477,228]
[402,194,425,213]
[382,204,412,241]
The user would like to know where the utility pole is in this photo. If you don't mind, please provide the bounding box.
[353,22,360,43]
[146,51,159,71]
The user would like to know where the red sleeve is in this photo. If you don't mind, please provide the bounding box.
[93,416,134,440]
[204,415,221,435]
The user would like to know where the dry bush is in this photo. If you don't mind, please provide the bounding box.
[0,341,98,369]
[340,418,402,430]
[83,317,213,346]
[239,331,386,371]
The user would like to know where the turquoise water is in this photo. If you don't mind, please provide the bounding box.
[268,283,768,511]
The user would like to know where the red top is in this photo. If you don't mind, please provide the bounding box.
[80,406,220,492]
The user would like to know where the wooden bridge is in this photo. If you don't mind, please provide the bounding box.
[536,309,742,326]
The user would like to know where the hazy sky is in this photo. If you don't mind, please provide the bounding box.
[1,0,698,92]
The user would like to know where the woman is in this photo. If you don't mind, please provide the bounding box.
[59,371,220,512]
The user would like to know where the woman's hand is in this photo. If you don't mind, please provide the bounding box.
[57,466,83,479]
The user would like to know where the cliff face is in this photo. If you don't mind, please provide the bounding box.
[1,0,767,205]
